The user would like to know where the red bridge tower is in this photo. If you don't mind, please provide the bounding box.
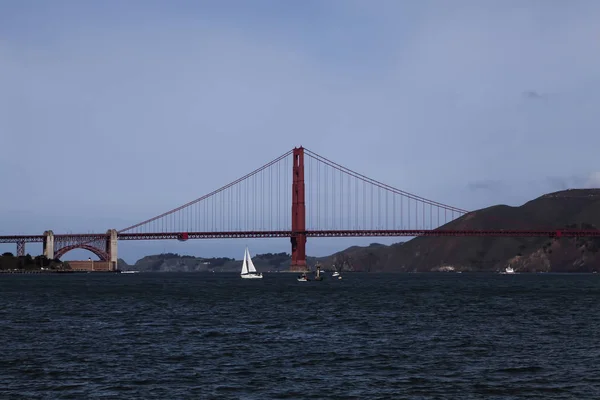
[290,146,307,271]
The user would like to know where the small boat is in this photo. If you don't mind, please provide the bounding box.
[240,247,263,279]
[332,271,340,277]
[501,266,515,274]
[297,272,310,282]
[121,270,139,274]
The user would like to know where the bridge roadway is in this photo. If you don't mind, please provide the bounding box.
[2,229,600,244]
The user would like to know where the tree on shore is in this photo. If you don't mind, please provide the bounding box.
[0,253,66,270]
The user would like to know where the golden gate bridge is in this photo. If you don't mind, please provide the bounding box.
[1,147,599,271]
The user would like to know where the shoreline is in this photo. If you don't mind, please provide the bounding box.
[0,269,121,274]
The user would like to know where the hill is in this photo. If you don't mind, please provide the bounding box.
[377,189,600,273]
[118,252,304,272]
[117,245,394,273]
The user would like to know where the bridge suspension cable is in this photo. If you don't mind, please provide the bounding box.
[118,147,469,235]
[301,148,468,231]
[118,149,294,234]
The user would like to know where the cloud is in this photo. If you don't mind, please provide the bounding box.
[545,176,583,191]
[585,172,600,188]
[544,172,600,191]
[523,90,544,99]
[466,180,505,192]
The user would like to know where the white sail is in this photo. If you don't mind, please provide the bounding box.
[240,248,249,274]
[246,248,258,273]
[240,246,263,279]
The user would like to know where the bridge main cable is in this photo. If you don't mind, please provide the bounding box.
[117,149,294,234]
[302,148,469,214]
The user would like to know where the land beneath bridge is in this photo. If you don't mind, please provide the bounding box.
[0,253,117,273]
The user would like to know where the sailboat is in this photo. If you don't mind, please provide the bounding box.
[240,247,263,279]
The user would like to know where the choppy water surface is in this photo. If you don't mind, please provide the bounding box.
[1,272,600,399]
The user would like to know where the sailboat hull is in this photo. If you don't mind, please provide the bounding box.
[241,273,263,279]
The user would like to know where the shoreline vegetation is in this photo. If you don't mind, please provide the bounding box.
[0,252,70,272]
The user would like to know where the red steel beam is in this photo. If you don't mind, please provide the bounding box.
[3,229,600,244]
[0,235,44,243]
[117,231,293,240]
[116,229,600,240]
[303,229,600,237]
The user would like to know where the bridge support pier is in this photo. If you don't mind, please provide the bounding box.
[16,241,25,257]
[290,234,307,272]
[105,229,118,271]
[43,230,55,259]
[290,146,308,272]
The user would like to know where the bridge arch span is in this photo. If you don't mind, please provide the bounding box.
[54,244,109,261]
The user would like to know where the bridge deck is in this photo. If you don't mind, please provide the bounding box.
[2,229,600,244]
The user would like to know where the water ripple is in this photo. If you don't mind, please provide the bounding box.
[1,272,599,398]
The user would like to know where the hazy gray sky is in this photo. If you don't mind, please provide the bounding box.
[1,0,600,262]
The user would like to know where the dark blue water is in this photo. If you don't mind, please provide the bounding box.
[1,273,599,399]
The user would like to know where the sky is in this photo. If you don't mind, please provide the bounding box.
[1,0,600,262]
